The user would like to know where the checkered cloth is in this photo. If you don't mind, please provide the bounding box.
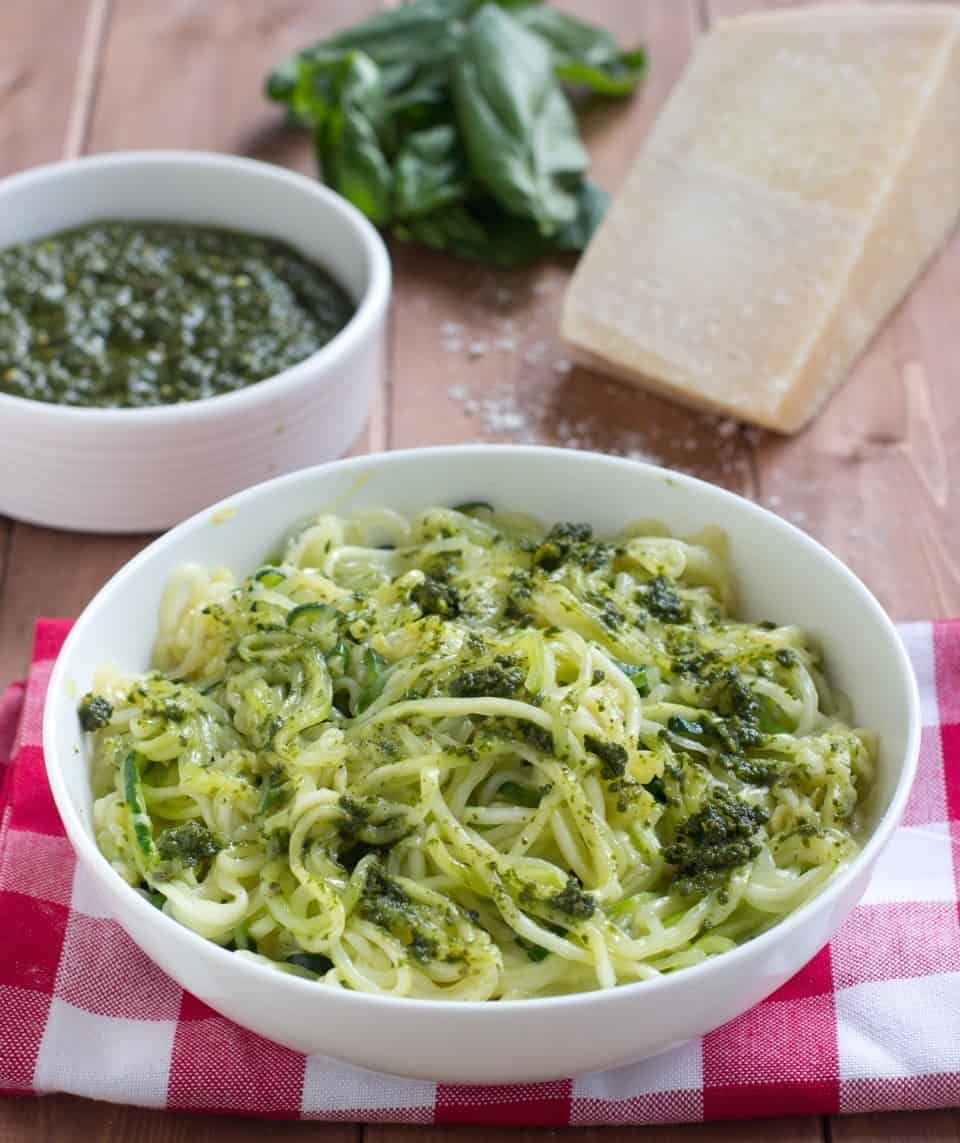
[1,619,959,1125]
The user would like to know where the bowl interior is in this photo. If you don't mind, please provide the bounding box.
[0,152,375,306]
[48,447,917,863]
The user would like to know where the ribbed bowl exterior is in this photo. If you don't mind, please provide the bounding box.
[0,152,391,533]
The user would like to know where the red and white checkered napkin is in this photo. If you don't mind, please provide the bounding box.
[2,619,959,1126]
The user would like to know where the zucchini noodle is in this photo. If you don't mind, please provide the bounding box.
[83,504,875,1000]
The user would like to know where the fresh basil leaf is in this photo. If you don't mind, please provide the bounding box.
[553,180,609,251]
[394,125,471,219]
[385,62,453,130]
[452,5,588,235]
[514,6,647,96]
[396,175,607,262]
[394,204,486,259]
[267,0,645,264]
[280,50,394,224]
[269,0,475,103]
[395,202,551,266]
[265,57,299,105]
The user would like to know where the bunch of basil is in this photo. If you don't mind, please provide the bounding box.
[266,0,645,266]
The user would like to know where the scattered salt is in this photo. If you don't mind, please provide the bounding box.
[626,447,660,464]
[487,409,526,432]
[438,317,743,484]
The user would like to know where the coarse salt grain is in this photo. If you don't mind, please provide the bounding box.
[486,409,527,432]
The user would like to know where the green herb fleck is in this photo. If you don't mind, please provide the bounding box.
[78,693,113,731]
[157,820,220,868]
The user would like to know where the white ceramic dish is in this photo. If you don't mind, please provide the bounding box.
[43,446,920,1083]
[0,151,391,533]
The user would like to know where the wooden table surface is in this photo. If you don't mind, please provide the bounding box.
[2,0,959,1140]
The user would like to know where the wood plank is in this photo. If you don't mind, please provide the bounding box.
[388,0,754,496]
[381,1,796,1137]
[701,0,960,620]
[832,1110,960,1143]
[81,0,332,170]
[704,2,960,1140]
[0,0,949,1140]
[0,2,379,1141]
[0,0,100,661]
[0,0,384,688]
[80,0,389,457]
[0,526,147,683]
[0,0,93,175]
[367,1118,822,1143]
[0,1094,359,1143]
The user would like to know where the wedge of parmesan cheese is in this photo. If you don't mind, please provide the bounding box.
[561,6,960,433]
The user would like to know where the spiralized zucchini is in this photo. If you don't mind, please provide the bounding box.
[84,505,874,1000]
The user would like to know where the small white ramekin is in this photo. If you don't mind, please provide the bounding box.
[0,151,391,533]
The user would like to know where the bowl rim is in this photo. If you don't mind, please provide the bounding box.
[43,444,922,1016]
[0,149,392,423]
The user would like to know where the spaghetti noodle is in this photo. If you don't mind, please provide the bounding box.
[83,504,874,999]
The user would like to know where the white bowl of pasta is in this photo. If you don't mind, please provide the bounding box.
[44,445,919,1083]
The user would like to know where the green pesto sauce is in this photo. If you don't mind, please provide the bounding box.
[0,221,355,408]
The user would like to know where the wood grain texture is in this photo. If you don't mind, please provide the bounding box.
[0,0,94,175]
[0,0,101,642]
[0,0,383,684]
[0,526,147,683]
[388,0,755,495]
[84,0,366,161]
[367,1119,823,1143]
[0,0,958,1139]
[832,1109,960,1143]
[0,3,378,1140]
[706,0,960,620]
[707,1,960,1135]
[0,1094,359,1143]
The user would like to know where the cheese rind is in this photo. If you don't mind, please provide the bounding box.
[562,6,960,433]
